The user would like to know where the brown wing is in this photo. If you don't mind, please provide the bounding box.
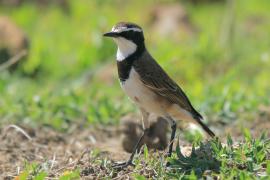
[133,51,202,119]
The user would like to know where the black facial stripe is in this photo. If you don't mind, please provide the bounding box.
[118,31,143,41]
[126,24,140,29]
[117,31,145,53]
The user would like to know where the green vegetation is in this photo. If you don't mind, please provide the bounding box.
[0,0,270,179]
[16,133,270,179]
[167,133,270,179]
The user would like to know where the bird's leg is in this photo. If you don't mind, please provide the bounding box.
[112,108,150,170]
[112,128,149,169]
[166,116,177,157]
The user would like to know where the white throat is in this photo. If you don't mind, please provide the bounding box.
[113,37,137,61]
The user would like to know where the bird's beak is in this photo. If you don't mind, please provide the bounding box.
[103,31,119,38]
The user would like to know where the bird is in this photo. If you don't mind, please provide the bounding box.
[103,22,215,169]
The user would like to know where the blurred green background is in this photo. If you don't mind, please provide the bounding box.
[0,0,269,133]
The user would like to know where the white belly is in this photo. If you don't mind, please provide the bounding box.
[120,68,166,115]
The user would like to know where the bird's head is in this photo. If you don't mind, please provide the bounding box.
[103,22,145,61]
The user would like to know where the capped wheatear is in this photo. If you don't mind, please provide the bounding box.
[103,22,215,169]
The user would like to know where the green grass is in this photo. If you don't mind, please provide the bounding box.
[1,0,270,178]
[0,0,269,128]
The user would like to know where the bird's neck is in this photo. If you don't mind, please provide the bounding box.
[115,38,145,61]
[117,47,136,62]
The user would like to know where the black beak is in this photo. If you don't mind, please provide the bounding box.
[103,32,119,37]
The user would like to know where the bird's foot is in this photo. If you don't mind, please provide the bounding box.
[164,151,172,158]
[164,151,172,167]
[111,160,135,170]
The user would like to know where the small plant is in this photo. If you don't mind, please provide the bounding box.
[168,136,221,178]
[59,170,80,180]
[16,163,47,180]
[166,132,270,179]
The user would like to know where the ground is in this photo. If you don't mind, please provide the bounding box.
[1,109,270,179]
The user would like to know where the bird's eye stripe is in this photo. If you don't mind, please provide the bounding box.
[111,27,142,33]
[123,28,142,32]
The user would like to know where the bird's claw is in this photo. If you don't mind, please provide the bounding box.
[164,151,172,158]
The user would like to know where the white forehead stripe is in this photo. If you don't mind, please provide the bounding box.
[111,26,142,33]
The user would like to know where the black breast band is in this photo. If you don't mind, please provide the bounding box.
[117,46,145,82]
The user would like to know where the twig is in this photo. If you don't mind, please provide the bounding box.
[77,148,90,163]
[17,166,20,175]
[2,124,32,141]
[53,159,77,174]
[111,171,134,180]
[0,49,27,72]
[50,153,57,171]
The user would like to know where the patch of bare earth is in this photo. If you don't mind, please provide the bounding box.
[0,116,169,179]
[0,109,269,179]
[0,124,129,179]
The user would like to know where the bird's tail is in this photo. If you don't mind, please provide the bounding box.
[191,108,215,137]
[196,118,215,138]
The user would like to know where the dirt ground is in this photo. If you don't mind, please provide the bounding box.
[0,123,131,179]
[0,108,269,179]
